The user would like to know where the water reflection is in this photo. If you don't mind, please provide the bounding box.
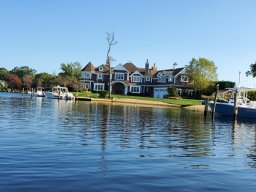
[1,93,256,191]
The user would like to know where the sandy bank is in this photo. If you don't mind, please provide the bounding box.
[76,97,208,112]
[90,98,180,108]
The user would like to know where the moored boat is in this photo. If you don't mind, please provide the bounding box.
[208,87,256,119]
[34,87,45,97]
[45,86,74,100]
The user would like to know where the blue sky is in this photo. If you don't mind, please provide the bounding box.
[1,0,256,88]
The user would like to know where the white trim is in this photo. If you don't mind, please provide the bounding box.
[115,72,125,80]
[94,83,105,91]
[145,76,151,82]
[130,86,141,93]
[132,76,142,82]
[180,74,188,82]
[97,74,103,80]
[85,72,91,79]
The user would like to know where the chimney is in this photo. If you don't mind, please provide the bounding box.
[173,62,178,69]
[152,63,158,72]
[145,59,149,73]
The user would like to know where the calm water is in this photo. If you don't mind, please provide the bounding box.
[0,92,256,192]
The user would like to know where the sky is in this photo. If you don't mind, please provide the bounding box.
[1,0,256,88]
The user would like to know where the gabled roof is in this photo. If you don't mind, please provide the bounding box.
[173,67,185,76]
[154,67,184,77]
[112,63,129,72]
[81,62,95,72]
[95,64,109,73]
[123,62,138,73]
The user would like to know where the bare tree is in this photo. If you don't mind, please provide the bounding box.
[106,32,118,98]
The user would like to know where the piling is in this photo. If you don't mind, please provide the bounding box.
[212,84,219,119]
[204,98,209,117]
[233,89,238,120]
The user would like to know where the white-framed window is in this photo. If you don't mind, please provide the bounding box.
[159,76,166,83]
[94,83,105,91]
[85,72,91,79]
[115,73,124,80]
[130,86,141,93]
[97,74,103,80]
[99,67,103,72]
[168,75,173,82]
[132,76,141,82]
[145,76,151,82]
[181,75,188,82]
[81,82,90,89]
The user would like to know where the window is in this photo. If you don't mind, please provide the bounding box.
[146,76,151,82]
[99,67,103,72]
[85,72,91,79]
[158,76,166,83]
[97,74,103,80]
[181,75,188,82]
[115,73,124,80]
[81,82,90,89]
[94,83,105,91]
[132,76,141,82]
[168,75,173,82]
[130,86,140,93]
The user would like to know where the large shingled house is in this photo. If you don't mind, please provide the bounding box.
[80,60,192,98]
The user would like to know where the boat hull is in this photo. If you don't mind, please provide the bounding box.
[209,102,256,119]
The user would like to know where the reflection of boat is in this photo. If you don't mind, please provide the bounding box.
[35,87,45,97]
[209,87,256,119]
[45,86,74,100]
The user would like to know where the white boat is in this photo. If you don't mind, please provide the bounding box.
[34,87,45,97]
[45,86,74,100]
[208,87,256,119]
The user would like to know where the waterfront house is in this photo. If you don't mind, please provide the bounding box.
[80,60,192,98]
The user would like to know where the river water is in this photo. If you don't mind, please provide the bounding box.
[0,92,256,192]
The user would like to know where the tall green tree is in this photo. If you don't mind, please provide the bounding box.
[59,62,82,80]
[0,67,9,80]
[10,66,37,79]
[34,72,56,88]
[185,57,217,93]
[246,62,256,77]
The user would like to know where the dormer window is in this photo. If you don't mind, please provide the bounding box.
[181,75,188,82]
[99,67,103,72]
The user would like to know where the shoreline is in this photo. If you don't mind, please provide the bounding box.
[79,97,206,112]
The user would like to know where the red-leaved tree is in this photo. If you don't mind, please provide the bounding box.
[8,74,22,90]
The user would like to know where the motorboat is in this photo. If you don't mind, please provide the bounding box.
[45,86,74,100]
[208,87,256,119]
[34,87,45,97]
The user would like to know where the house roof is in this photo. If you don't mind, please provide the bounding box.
[155,67,184,77]
[81,62,95,72]
[123,62,138,73]
[95,64,109,73]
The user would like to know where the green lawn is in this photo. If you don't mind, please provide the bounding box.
[73,91,202,106]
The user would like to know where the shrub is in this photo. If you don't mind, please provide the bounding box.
[99,90,108,98]
[247,90,256,101]
[167,87,178,97]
